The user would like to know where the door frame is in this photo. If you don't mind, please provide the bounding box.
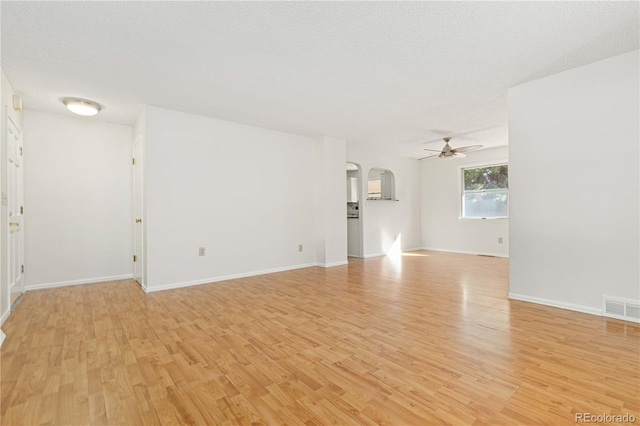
[4,110,24,309]
[132,135,145,289]
[346,162,364,259]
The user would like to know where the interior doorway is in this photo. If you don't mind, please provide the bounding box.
[132,136,144,287]
[346,162,363,258]
[5,113,24,308]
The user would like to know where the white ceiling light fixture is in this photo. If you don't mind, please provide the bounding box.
[62,97,102,116]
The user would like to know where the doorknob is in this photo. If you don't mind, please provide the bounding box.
[135,218,142,223]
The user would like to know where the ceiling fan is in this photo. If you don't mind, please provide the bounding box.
[419,137,482,160]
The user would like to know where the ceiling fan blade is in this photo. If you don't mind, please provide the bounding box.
[423,148,443,152]
[418,153,440,160]
[453,144,483,153]
[422,137,447,144]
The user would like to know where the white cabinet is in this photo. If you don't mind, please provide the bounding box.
[347,218,360,257]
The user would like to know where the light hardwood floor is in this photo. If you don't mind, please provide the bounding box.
[1,251,638,425]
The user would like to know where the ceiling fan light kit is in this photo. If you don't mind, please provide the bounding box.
[419,137,483,160]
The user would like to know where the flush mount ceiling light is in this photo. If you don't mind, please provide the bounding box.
[62,97,102,116]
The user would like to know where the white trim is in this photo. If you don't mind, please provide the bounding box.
[0,330,5,348]
[26,274,134,291]
[318,260,349,268]
[458,217,508,222]
[348,161,365,259]
[508,293,601,317]
[402,247,423,253]
[363,248,424,259]
[1,308,10,325]
[132,135,145,289]
[363,252,385,259]
[421,247,509,258]
[144,263,318,293]
[458,159,509,220]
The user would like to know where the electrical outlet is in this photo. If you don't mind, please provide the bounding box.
[498,237,504,244]
[298,244,303,252]
[199,247,205,256]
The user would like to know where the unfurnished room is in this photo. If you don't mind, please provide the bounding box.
[0,1,638,425]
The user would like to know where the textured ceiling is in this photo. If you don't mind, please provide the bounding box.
[1,2,638,157]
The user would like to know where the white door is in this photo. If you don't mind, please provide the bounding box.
[132,137,143,286]
[6,115,24,306]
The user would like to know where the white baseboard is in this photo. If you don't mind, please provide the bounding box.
[26,274,134,291]
[1,308,10,326]
[362,248,432,259]
[363,252,385,259]
[421,246,509,258]
[318,260,349,268]
[403,247,424,253]
[508,293,601,317]
[0,330,5,348]
[145,262,318,293]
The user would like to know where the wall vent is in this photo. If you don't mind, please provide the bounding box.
[602,296,640,323]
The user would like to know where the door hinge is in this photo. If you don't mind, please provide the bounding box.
[132,158,136,165]
[21,265,24,273]
[133,255,137,262]
[20,206,23,214]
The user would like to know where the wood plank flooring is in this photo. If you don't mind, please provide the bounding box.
[1,251,638,425]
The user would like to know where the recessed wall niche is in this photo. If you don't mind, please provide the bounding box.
[367,168,396,200]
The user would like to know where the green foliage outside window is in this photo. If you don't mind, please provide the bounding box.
[463,165,508,191]
[462,164,508,218]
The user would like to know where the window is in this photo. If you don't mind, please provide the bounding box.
[461,164,508,219]
[367,177,381,199]
[367,168,396,200]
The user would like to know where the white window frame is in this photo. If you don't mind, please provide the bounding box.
[458,159,509,221]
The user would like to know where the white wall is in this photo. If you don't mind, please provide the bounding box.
[1,69,23,323]
[315,136,348,267]
[421,146,509,257]
[144,106,320,290]
[509,50,639,313]
[23,111,133,289]
[347,145,422,257]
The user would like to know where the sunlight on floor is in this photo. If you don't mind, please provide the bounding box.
[401,252,430,257]
[387,234,402,267]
